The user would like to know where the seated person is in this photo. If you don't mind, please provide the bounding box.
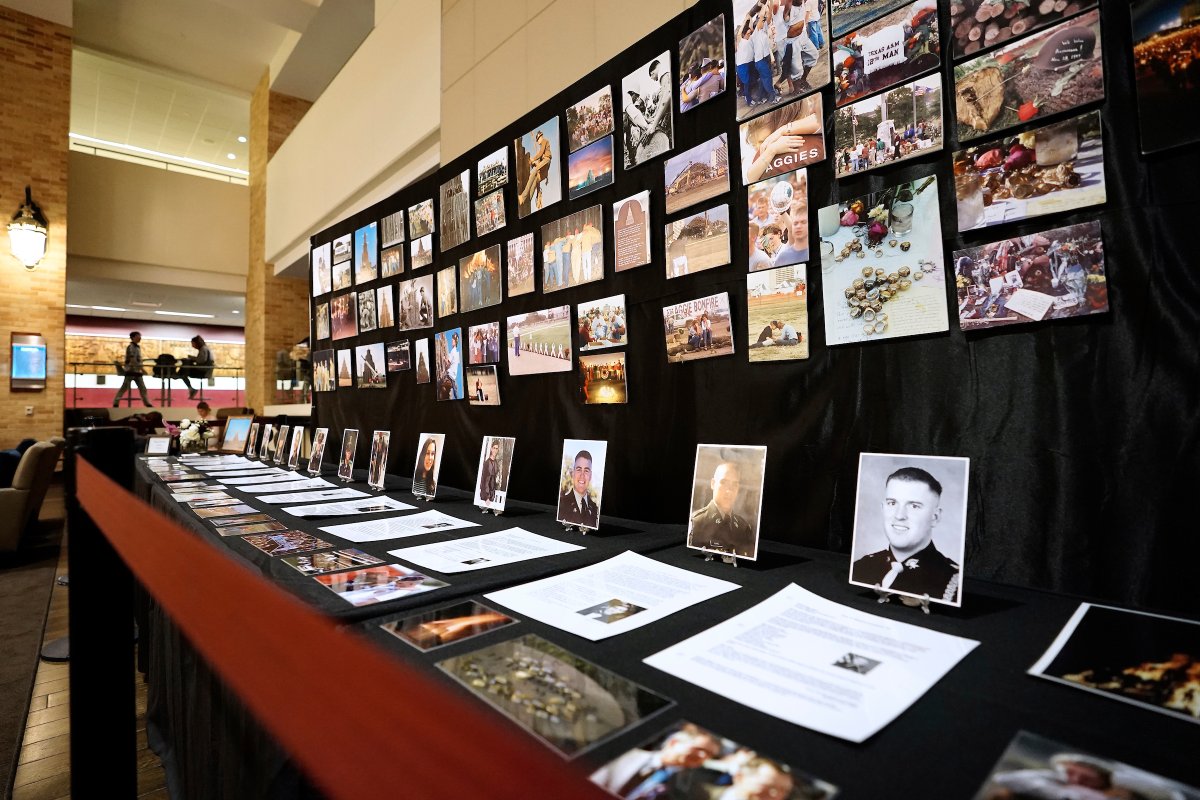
[177,336,214,399]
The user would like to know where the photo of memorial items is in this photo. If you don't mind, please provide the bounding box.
[380,209,405,247]
[665,134,730,213]
[411,433,445,497]
[312,242,331,296]
[747,265,810,362]
[459,245,502,313]
[506,305,573,375]
[954,9,1104,142]
[679,15,727,114]
[568,136,615,200]
[541,205,604,293]
[747,169,809,270]
[738,95,824,184]
[1132,0,1200,154]
[380,244,403,279]
[315,564,448,608]
[242,530,332,557]
[366,430,390,490]
[308,427,328,474]
[955,220,1106,329]
[833,0,911,38]
[474,436,515,512]
[283,548,384,577]
[468,321,501,365]
[849,452,970,607]
[386,340,411,372]
[410,234,434,269]
[665,204,731,278]
[662,292,735,363]
[833,0,940,107]
[576,294,627,353]
[354,342,386,389]
[515,116,563,219]
[733,0,832,121]
[408,199,434,239]
[474,190,506,237]
[434,328,465,401]
[579,352,628,405]
[356,288,377,333]
[286,427,304,470]
[332,234,352,290]
[954,110,1105,232]
[466,365,501,406]
[818,176,949,345]
[686,444,767,561]
[477,146,508,195]
[314,302,331,341]
[556,439,607,530]
[834,74,944,178]
[382,601,517,651]
[506,233,536,296]
[567,86,614,152]
[590,720,839,800]
[953,0,1098,58]
[436,265,458,318]
[414,338,431,384]
[1030,602,1200,725]
[245,423,260,457]
[353,222,378,284]
[613,191,651,271]
[437,633,672,757]
[312,350,335,392]
[337,429,358,482]
[335,350,353,388]
[439,170,471,252]
[622,52,675,169]
[330,293,357,340]
[397,274,434,331]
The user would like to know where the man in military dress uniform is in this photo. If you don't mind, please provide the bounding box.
[689,462,757,558]
[558,450,600,528]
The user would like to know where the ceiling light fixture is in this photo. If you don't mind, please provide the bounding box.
[237,136,247,143]
[8,186,48,270]
[153,310,215,319]
[226,153,236,160]
[231,310,240,314]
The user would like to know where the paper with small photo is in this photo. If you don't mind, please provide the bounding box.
[256,487,369,504]
[388,528,583,574]
[281,496,415,518]
[318,510,481,543]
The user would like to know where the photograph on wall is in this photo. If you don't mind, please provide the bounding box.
[376,285,394,328]
[955,220,1107,330]
[312,349,336,391]
[353,222,378,284]
[436,265,458,318]
[367,430,390,490]
[506,233,536,297]
[662,292,734,363]
[679,15,726,112]
[954,9,1104,142]
[622,53,674,170]
[336,350,353,388]
[332,235,352,290]
[474,189,506,237]
[833,0,940,108]
[330,293,358,340]
[412,433,445,497]
[314,302,331,340]
[439,170,471,252]
[397,274,434,331]
[354,342,386,389]
[408,199,434,239]
[337,428,358,481]
[665,204,731,279]
[541,205,604,293]
[556,439,607,530]
[738,94,825,184]
[747,265,810,362]
[332,232,352,264]
[833,73,943,178]
[433,328,465,401]
[466,365,501,406]
[380,209,404,248]
[576,294,627,352]
[1132,0,1200,154]
[1029,603,1200,726]
[613,191,651,271]
[514,116,563,219]
[733,0,832,121]
[477,147,508,196]
[287,427,304,471]
[381,600,516,652]
[283,548,384,577]
[356,288,377,333]
[414,338,431,384]
[567,85,614,152]
[468,321,501,365]
[747,169,809,270]
[955,0,1098,58]
[410,234,434,269]
[954,111,1105,233]
[506,305,573,376]
[380,244,404,279]
[818,176,949,345]
[385,339,412,372]
[579,353,627,405]
[315,565,448,608]
[458,244,503,314]
[437,633,672,756]
[686,444,767,561]
[311,242,331,296]
[849,452,970,607]
[307,427,328,474]
[568,135,615,200]
[242,530,330,558]
[665,133,730,214]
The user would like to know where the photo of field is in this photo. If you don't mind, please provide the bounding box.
[506,306,573,375]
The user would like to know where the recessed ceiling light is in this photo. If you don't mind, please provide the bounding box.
[154,310,215,319]
[226,153,236,160]
[231,310,240,314]
[237,136,247,143]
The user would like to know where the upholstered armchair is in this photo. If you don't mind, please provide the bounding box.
[0,441,63,552]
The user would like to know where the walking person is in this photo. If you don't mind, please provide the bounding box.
[113,331,153,407]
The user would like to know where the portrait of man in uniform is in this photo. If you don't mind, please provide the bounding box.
[556,439,607,530]
[686,444,768,561]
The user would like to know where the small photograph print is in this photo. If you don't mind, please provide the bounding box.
[282,548,385,577]
[955,220,1107,330]
[412,433,445,497]
[397,274,434,331]
[314,302,330,341]
[474,189,506,237]
[747,265,810,362]
[747,169,809,270]
[541,205,604,293]
[576,294,627,352]
[354,222,378,284]
[380,209,405,248]
[833,652,882,675]
[679,15,726,113]
[568,135,615,200]
[833,74,944,179]
[308,427,328,473]
[738,95,825,184]
[330,293,358,341]
[506,305,573,376]
[622,52,675,169]
[954,9,1104,143]
[386,340,412,372]
[367,430,390,489]
[954,111,1105,233]
[408,199,434,239]
[437,633,672,757]
[245,423,260,457]
[357,289,377,333]
[332,237,352,291]
[1132,0,1200,154]
[662,292,735,363]
[458,245,503,314]
[468,321,501,365]
[567,85,614,153]
[414,338,431,384]
[473,436,515,511]
[193,504,259,519]
[466,364,501,406]
[380,244,404,279]
[665,204,731,279]
[506,233,536,297]
[579,352,627,405]
[433,328,465,401]
[665,133,730,214]
[242,530,332,557]
[954,0,1099,58]
[336,350,354,388]
[376,285,394,328]
[439,170,471,252]
[833,0,941,108]
[576,599,645,624]
[337,429,359,481]
[259,424,275,460]
[354,342,386,389]
[514,116,563,219]
[287,427,304,470]
[849,452,970,607]
[556,438,607,530]
[733,0,833,121]
[217,521,289,537]
[613,191,651,271]
[686,444,767,560]
[410,234,434,270]
[332,233,352,264]
[381,600,516,652]
[311,242,331,296]
[315,565,448,607]
[436,265,458,318]
[477,146,508,196]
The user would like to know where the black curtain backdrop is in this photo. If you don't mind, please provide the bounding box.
[310,0,1200,616]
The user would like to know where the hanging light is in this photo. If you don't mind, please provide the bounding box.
[8,186,48,270]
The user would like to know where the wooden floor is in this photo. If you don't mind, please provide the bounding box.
[10,487,168,800]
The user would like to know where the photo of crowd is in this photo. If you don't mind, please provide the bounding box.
[458,245,502,314]
[1132,0,1200,153]
[407,199,434,239]
[566,86,614,153]
[576,294,627,352]
[506,232,536,297]
[579,353,628,405]
[468,321,501,365]
[679,15,727,112]
[473,189,506,237]
[477,146,508,195]
[733,0,832,122]
[834,74,942,177]
[748,169,809,272]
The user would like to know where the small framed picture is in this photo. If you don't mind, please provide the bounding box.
[145,435,171,455]
[307,427,328,475]
[337,429,359,482]
[367,430,390,490]
[686,444,767,561]
[218,415,253,454]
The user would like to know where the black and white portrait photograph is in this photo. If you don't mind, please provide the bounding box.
[439,170,471,252]
[397,274,434,331]
[622,52,675,169]
[686,445,767,560]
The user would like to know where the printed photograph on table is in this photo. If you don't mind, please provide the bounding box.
[410,234,434,270]
[397,274,434,331]
[664,133,730,214]
[733,0,832,121]
[356,289,377,333]
[506,305,573,376]
[590,720,839,800]
[466,365,501,406]
[286,427,304,470]
[1132,0,1200,154]
[311,242,331,296]
[954,9,1104,142]
[506,233,536,297]
[849,452,970,606]
[242,530,331,557]
[308,427,328,473]
[679,15,726,112]
[376,285,395,328]
[315,565,448,608]
[380,209,405,248]
[336,350,353,388]
[353,222,378,284]
[473,189,506,237]
[568,136,615,200]
[283,548,384,577]
[337,429,358,481]
[433,328,465,401]
[330,293,357,340]
[437,633,671,757]
[194,504,259,519]
[381,600,516,652]
[436,265,458,318]
[468,321,501,365]
[579,353,628,405]
[259,424,274,459]
[220,416,253,454]
[474,436,515,512]
[576,294,627,352]
[621,52,675,169]
[955,220,1106,329]
[439,170,471,252]
[458,245,503,313]
[514,116,562,219]
[245,422,260,457]
[219,521,288,537]
[747,169,809,271]
[331,234,352,290]
[833,73,944,178]
[380,244,404,279]
[314,302,330,340]
[953,0,1099,58]
[540,205,604,293]
[686,444,767,560]
[354,342,386,389]
[738,95,824,184]
[818,176,949,345]
[385,340,411,372]
[477,147,508,195]
[556,439,607,530]
[954,111,1105,232]
[613,191,651,271]
[567,85,614,152]
[747,265,810,361]
[412,433,445,497]
[408,199,434,239]
[414,338,431,384]
[662,292,735,363]
[367,430,390,490]
[665,204,731,279]
[833,0,940,108]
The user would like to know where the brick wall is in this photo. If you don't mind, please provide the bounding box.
[268,91,312,159]
[0,7,70,444]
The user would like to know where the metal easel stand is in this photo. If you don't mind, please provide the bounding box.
[704,553,739,568]
[874,586,932,615]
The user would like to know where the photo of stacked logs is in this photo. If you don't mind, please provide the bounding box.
[950,0,1094,58]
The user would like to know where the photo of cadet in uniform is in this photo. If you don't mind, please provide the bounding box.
[556,439,607,530]
[473,436,515,512]
[514,117,563,219]
[439,171,471,252]
[849,452,970,606]
[353,222,378,284]
[408,199,434,239]
[307,427,328,473]
[367,430,390,489]
[506,232,536,297]
[397,275,434,331]
[622,52,675,169]
[380,209,405,248]
[311,241,331,296]
[686,445,768,561]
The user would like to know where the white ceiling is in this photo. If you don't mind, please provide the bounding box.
[66,276,247,328]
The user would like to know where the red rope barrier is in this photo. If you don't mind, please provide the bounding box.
[76,458,613,800]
